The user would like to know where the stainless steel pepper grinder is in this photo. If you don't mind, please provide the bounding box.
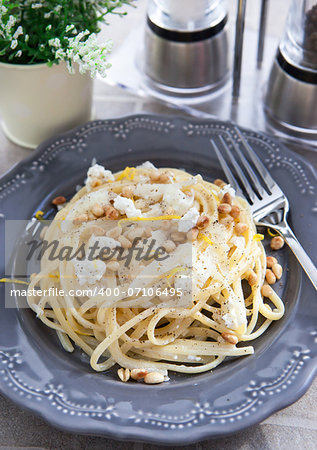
[264,0,317,136]
[144,0,229,95]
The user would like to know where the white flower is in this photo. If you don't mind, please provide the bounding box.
[13,26,23,40]
[15,50,22,57]
[51,30,113,78]
[66,60,75,74]
[5,15,16,33]
[66,24,75,33]
[10,39,18,49]
[32,3,43,9]
[48,37,61,48]
[55,48,66,59]
[44,12,52,19]
[25,34,29,42]
[46,24,52,31]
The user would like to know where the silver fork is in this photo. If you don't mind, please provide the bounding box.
[211,127,317,290]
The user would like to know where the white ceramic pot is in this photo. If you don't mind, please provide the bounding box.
[0,61,93,149]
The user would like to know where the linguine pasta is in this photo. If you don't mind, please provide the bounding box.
[27,162,284,379]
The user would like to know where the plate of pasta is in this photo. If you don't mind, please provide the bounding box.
[0,115,316,444]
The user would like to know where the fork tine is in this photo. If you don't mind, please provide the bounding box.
[230,136,267,198]
[218,136,257,204]
[234,127,277,191]
[210,140,243,196]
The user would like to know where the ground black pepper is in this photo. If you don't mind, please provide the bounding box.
[304,4,317,65]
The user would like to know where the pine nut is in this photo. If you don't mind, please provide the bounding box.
[165,207,175,215]
[158,173,170,183]
[248,270,258,286]
[121,186,134,198]
[144,227,152,238]
[221,332,238,345]
[160,220,171,230]
[265,269,276,285]
[187,227,199,241]
[81,225,105,240]
[270,236,284,250]
[91,203,104,218]
[235,223,248,235]
[261,284,273,297]
[127,226,144,241]
[272,263,283,280]
[52,196,66,205]
[149,171,161,182]
[73,214,88,225]
[220,216,234,226]
[197,215,210,229]
[107,261,120,272]
[88,213,96,221]
[149,172,170,183]
[266,256,278,268]
[163,240,176,253]
[130,369,148,380]
[171,231,185,242]
[91,179,102,188]
[107,227,121,239]
[222,192,232,205]
[230,205,240,219]
[218,203,232,214]
[119,235,132,249]
[134,199,146,209]
[214,179,226,187]
[105,205,119,220]
[144,372,165,384]
[117,368,130,382]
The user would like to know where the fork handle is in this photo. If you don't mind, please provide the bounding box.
[260,221,317,290]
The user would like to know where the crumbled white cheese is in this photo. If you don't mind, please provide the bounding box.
[88,235,121,250]
[134,184,164,202]
[221,289,247,333]
[174,275,192,296]
[178,207,200,232]
[222,313,236,330]
[218,184,236,200]
[192,245,216,290]
[113,196,142,218]
[74,258,106,286]
[136,161,157,170]
[187,355,201,361]
[134,183,193,216]
[163,186,194,216]
[230,236,245,249]
[144,203,163,218]
[85,164,114,191]
[32,304,44,317]
[150,230,167,251]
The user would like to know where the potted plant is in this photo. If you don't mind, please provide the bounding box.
[0,0,134,148]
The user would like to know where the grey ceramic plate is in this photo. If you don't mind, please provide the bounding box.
[0,115,316,445]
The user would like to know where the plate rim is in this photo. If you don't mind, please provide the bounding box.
[0,113,316,444]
